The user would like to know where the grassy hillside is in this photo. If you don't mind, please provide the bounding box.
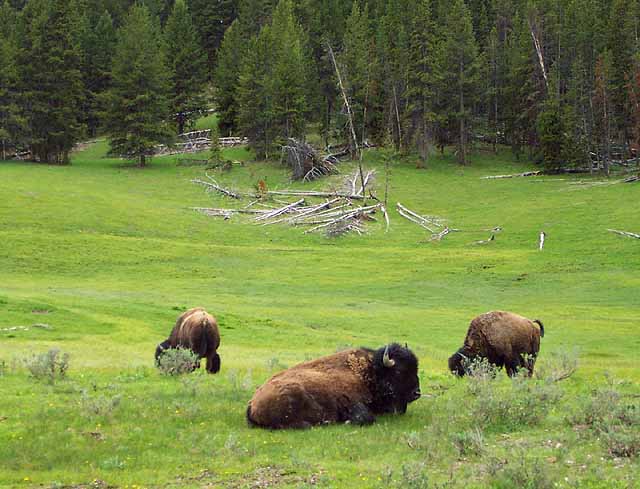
[0,142,638,488]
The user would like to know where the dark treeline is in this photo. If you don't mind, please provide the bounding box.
[1,0,640,170]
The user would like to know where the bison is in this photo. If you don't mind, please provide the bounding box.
[155,307,221,373]
[448,311,544,377]
[246,343,421,429]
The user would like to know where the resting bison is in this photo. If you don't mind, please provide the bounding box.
[155,307,221,373]
[246,343,421,429]
[448,311,544,377]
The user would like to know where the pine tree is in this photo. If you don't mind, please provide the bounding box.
[607,0,636,145]
[593,50,614,175]
[377,0,412,151]
[16,0,84,164]
[503,13,539,159]
[208,122,222,165]
[236,0,310,159]
[406,0,435,165]
[340,1,374,146]
[78,9,117,136]
[103,2,173,166]
[236,27,276,159]
[164,0,207,134]
[214,20,244,136]
[0,0,23,159]
[269,0,310,142]
[434,0,481,164]
[187,0,237,68]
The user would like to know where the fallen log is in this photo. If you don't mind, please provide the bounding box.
[481,171,541,179]
[304,204,380,234]
[255,198,305,222]
[191,207,269,217]
[430,227,451,242]
[608,229,640,240]
[396,203,444,233]
[192,174,240,199]
[267,190,365,200]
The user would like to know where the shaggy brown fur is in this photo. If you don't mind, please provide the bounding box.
[448,311,544,377]
[246,344,421,429]
[156,307,221,373]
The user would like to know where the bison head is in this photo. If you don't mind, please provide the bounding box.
[155,339,171,365]
[448,348,470,376]
[372,343,421,414]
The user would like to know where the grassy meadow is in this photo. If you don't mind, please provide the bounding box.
[0,140,639,488]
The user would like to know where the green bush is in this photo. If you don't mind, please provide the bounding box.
[467,373,563,431]
[157,347,199,376]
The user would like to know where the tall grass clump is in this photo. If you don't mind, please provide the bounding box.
[24,348,69,384]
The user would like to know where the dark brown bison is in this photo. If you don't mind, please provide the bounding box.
[155,307,221,373]
[246,343,421,429]
[448,311,544,377]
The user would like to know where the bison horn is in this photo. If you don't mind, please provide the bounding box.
[383,345,396,368]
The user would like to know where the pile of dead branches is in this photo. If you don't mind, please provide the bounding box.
[191,166,382,237]
[282,138,344,182]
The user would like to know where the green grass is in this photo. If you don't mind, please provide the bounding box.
[0,141,638,488]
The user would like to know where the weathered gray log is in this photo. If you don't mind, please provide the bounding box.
[481,171,541,179]
[396,203,443,233]
[608,229,640,239]
[192,176,240,199]
[267,190,365,200]
[255,198,305,222]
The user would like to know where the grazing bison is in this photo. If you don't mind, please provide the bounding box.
[155,307,221,373]
[246,343,421,429]
[448,311,544,377]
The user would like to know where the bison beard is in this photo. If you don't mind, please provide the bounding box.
[155,307,221,373]
[448,310,545,377]
[246,343,421,429]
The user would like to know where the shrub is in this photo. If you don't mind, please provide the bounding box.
[569,380,640,458]
[157,347,198,376]
[452,428,485,458]
[467,372,563,431]
[535,348,579,382]
[602,426,640,458]
[381,462,430,489]
[488,453,554,489]
[80,390,122,418]
[24,348,69,384]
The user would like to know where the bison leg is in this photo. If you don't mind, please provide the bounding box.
[505,355,525,377]
[345,402,375,426]
[206,353,221,374]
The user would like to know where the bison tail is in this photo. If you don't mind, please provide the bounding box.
[534,319,545,338]
[246,404,258,428]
